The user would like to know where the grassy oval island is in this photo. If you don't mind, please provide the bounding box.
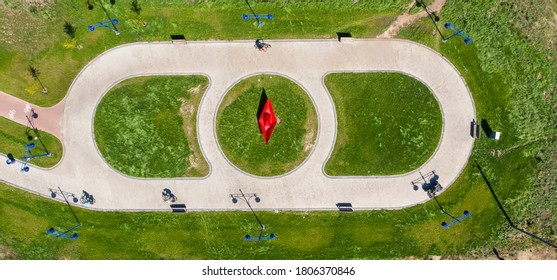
[216,74,317,177]
[324,72,442,176]
[94,76,209,178]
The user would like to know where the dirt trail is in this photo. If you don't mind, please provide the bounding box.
[378,0,447,39]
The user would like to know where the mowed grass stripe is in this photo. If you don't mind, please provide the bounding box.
[325,72,442,176]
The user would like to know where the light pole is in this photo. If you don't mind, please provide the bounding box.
[231,189,276,242]
[46,187,82,240]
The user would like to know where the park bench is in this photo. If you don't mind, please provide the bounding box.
[336,202,353,212]
[170,34,186,44]
[471,120,481,138]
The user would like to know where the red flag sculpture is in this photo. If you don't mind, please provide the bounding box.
[258,98,277,144]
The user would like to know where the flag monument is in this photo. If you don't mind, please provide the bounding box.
[258,98,277,144]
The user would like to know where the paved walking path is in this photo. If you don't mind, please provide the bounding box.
[0,39,475,211]
[0,91,64,139]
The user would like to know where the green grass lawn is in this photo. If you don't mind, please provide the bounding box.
[216,74,317,176]
[395,0,557,254]
[324,72,442,175]
[0,117,62,168]
[1,0,556,260]
[0,0,408,107]
[0,158,518,260]
[93,76,209,178]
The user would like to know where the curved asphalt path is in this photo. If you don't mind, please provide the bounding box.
[0,39,475,211]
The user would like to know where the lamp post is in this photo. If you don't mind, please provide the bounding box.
[46,187,82,240]
[231,189,276,242]
[415,0,445,41]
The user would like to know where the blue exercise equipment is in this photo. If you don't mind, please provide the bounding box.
[46,225,80,240]
[242,13,273,26]
[442,210,472,229]
[87,18,120,35]
[20,142,51,173]
[443,22,472,44]
[245,227,276,242]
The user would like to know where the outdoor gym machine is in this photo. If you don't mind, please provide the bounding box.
[87,0,120,35]
[242,13,273,27]
[20,142,51,172]
[443,22,472,44]
[12,111,51,172]
[242,0,273,27]
[87,19,120,35]
[432,196,472,229]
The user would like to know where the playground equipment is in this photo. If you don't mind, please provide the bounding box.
[443,22,472,44]
[87,19,120,35]
[231,189,275,242]
[46,187,82,240]
[242,13,273,26]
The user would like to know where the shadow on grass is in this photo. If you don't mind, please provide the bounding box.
[475,161,557,249]
[415,0,444,40]
[481,119,493,138]
[256,88,268,134]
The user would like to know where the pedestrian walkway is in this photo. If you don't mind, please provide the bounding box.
[0,39,475,212]
[0,91,64,139]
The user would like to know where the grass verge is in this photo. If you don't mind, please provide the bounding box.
[0,161,517,260]
[0,0,408,107]
[324,72,442,176]
[216,74,317,176]
[395,0,557,256]
[93,76,209,178]
[0,117,62,168]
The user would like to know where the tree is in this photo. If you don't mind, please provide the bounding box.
[131,0,141,15]
[130,0,147,27]
[28,66,48,94]
[63,21,77,39]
